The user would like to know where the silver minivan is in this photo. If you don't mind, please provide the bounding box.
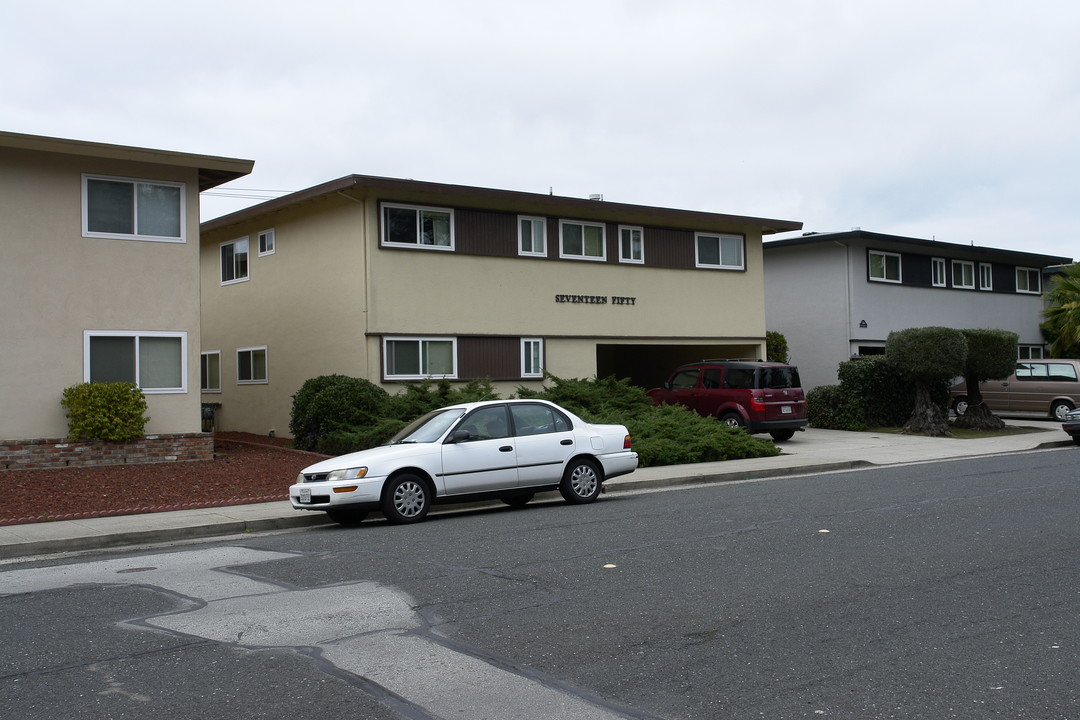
[952,359,1080,420]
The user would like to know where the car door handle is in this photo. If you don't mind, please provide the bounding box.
[560,439,573,445]
[500,446,513,452]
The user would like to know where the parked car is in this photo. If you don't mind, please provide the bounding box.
[952,359,1080,421]
[647,359,808,441]
[1062,408,1080,445]
[289,399,638,525]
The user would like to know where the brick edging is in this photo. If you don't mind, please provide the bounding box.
[0,433,214,471]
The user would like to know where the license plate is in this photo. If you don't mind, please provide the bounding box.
[781,405,792,414]
[299,488,312,504]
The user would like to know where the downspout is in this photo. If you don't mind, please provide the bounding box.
[833,240,852,358]
[336,191,371,375]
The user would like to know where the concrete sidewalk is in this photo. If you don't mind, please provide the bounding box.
[1,419,1072,561]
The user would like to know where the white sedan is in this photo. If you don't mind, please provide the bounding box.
[289,399,638,525]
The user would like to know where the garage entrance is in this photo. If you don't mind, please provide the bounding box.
[596,343,763,391]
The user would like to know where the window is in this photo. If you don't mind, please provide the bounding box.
[83,174,185,242]
[221,237,249,284]
[382,203,454,250]
[237,346,268,384]
[84,331,186,393]
[979,262,993,290]
[518,216,546,257]
[559,220,606,260]
[510,403,572,436]
[695,233,744,270]
[384,337,457,380]
[201,351,221,392]
[932,258,946,287]
[258,229,275,256]
[952,260,975,289]
[1018,345,1045,360]
[458,405,511,441]
[619,225,644,264]
[868,250,901,283]
[522,338,544,378]
[1017,267,1041,294]
[1016,362,1078,382]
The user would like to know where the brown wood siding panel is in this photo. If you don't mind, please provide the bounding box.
[458,336,520,380]
[644,227,696,269]
[455,209,517,257]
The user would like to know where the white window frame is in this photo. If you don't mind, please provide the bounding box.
[619,225,644,264]
[518,216,547,257]
[201,350,221,393]
[82,174,186,243]
[521,338,544,378]
[220,236,250,285]
[559,220,607,261]
[381,202,455,251]
[1018,345,1045,360]
[932,257,946,287]
[383,336,458,380]
[979,262,993,291]
[952,260,975,289]
[694,232,745,270]
[236,346,268,385]
[1016,267,1042,294]
[83,330,187,394]
[868,250,901,283]
[258,228,275,256]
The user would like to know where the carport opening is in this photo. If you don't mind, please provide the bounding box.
[596,344,763,391]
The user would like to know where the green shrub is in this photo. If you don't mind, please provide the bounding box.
[808,356,952,430]
[766,331,790,363]
[60,382,149,441]
[384,379,499,422]
[289,375,390,452]
[806,384,866,431]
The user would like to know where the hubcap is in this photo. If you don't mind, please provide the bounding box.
[394,481,426,517]
[570,465,597,497]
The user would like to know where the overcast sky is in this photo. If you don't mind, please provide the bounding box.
[5,1,1079,259]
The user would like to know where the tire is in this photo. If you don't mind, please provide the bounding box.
[380,473,431,524]
[1051,400,1074,421]
[1072,435,1080,446]
[769,429,796,442]
[326,508,368,525]
[559,459,602,504]
[720,412,746,430]
[953,397,969,416]
[501,493,534,508]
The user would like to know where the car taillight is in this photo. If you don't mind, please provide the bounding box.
[750,397,766,411]
[623,434,632,449]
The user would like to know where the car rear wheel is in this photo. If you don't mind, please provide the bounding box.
[720,412,746,430]
[327,509,368,525]
[769,429,796,442]
[560,459,602,504]
[1052,400,1074,421]
[501,493,534,508]
[381,473,431,524]
[953,397,969,415]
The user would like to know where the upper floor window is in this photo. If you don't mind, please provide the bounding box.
[619,225,644,264]
[201,351,221,392]
[952,260,975,289]
[83,174,185,243]
[868,250,901,283]
[258,229,275,256]
[518,216,547,257]
[221,237,249,285]
[1018,345,1045,360]
[696,233,744,270]
[560,220,606,260]
[237,346,268,384]
[1016,267,1041,294]
[384,336,457,380]
[979,262,993,290]
[932,257,946,287]
[382,203,454,250]
[521,338,544,378]
[84,330,186,393]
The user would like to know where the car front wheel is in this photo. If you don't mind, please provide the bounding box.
[327,509,368,525]
[381,473,431,524]
[560,459,602,504]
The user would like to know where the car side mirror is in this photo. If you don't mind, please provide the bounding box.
[663,381,673,390]
[450,429,471,443]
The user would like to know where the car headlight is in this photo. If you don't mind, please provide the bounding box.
[326,467,369,482]
[1066,409,1080,421]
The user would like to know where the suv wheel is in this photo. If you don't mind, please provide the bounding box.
[720,412,746,430]
[769,429,796,442]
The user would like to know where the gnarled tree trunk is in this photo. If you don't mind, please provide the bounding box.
[901,382,952,436]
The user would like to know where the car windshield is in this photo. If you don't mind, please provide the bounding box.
[760,367,801,389]
[387,408,465,444]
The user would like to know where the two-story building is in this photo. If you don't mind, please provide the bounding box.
[199,174,802,436]
[763,230,1073,390]
[0,131,253,462]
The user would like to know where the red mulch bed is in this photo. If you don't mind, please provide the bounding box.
[0,433,330,526]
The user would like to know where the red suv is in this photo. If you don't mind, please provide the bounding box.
[647,360,808,441]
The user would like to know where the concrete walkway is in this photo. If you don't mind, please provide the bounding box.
[1,419,1072,561]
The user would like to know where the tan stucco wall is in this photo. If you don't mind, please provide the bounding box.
[1,148,205,439]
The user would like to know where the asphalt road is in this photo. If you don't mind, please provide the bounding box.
[3,448,1079,719]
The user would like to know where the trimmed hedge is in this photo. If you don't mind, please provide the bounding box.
[60,382,149,441]
[807,356,951,430]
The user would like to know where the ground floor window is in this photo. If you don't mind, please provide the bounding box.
[384,337,457,380]
[85,331,186,392]
[237,346,268,384]
[201,351,221,392]
[1018,345,1045,360]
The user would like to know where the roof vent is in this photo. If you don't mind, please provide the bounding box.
[589,193,603,201]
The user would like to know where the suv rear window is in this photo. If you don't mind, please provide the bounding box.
[761,366,801,389]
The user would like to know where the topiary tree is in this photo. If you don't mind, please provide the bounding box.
[952,329,1019,431]
[289,375,390,452]
[765,331,790,363]
[885,327,967,436]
